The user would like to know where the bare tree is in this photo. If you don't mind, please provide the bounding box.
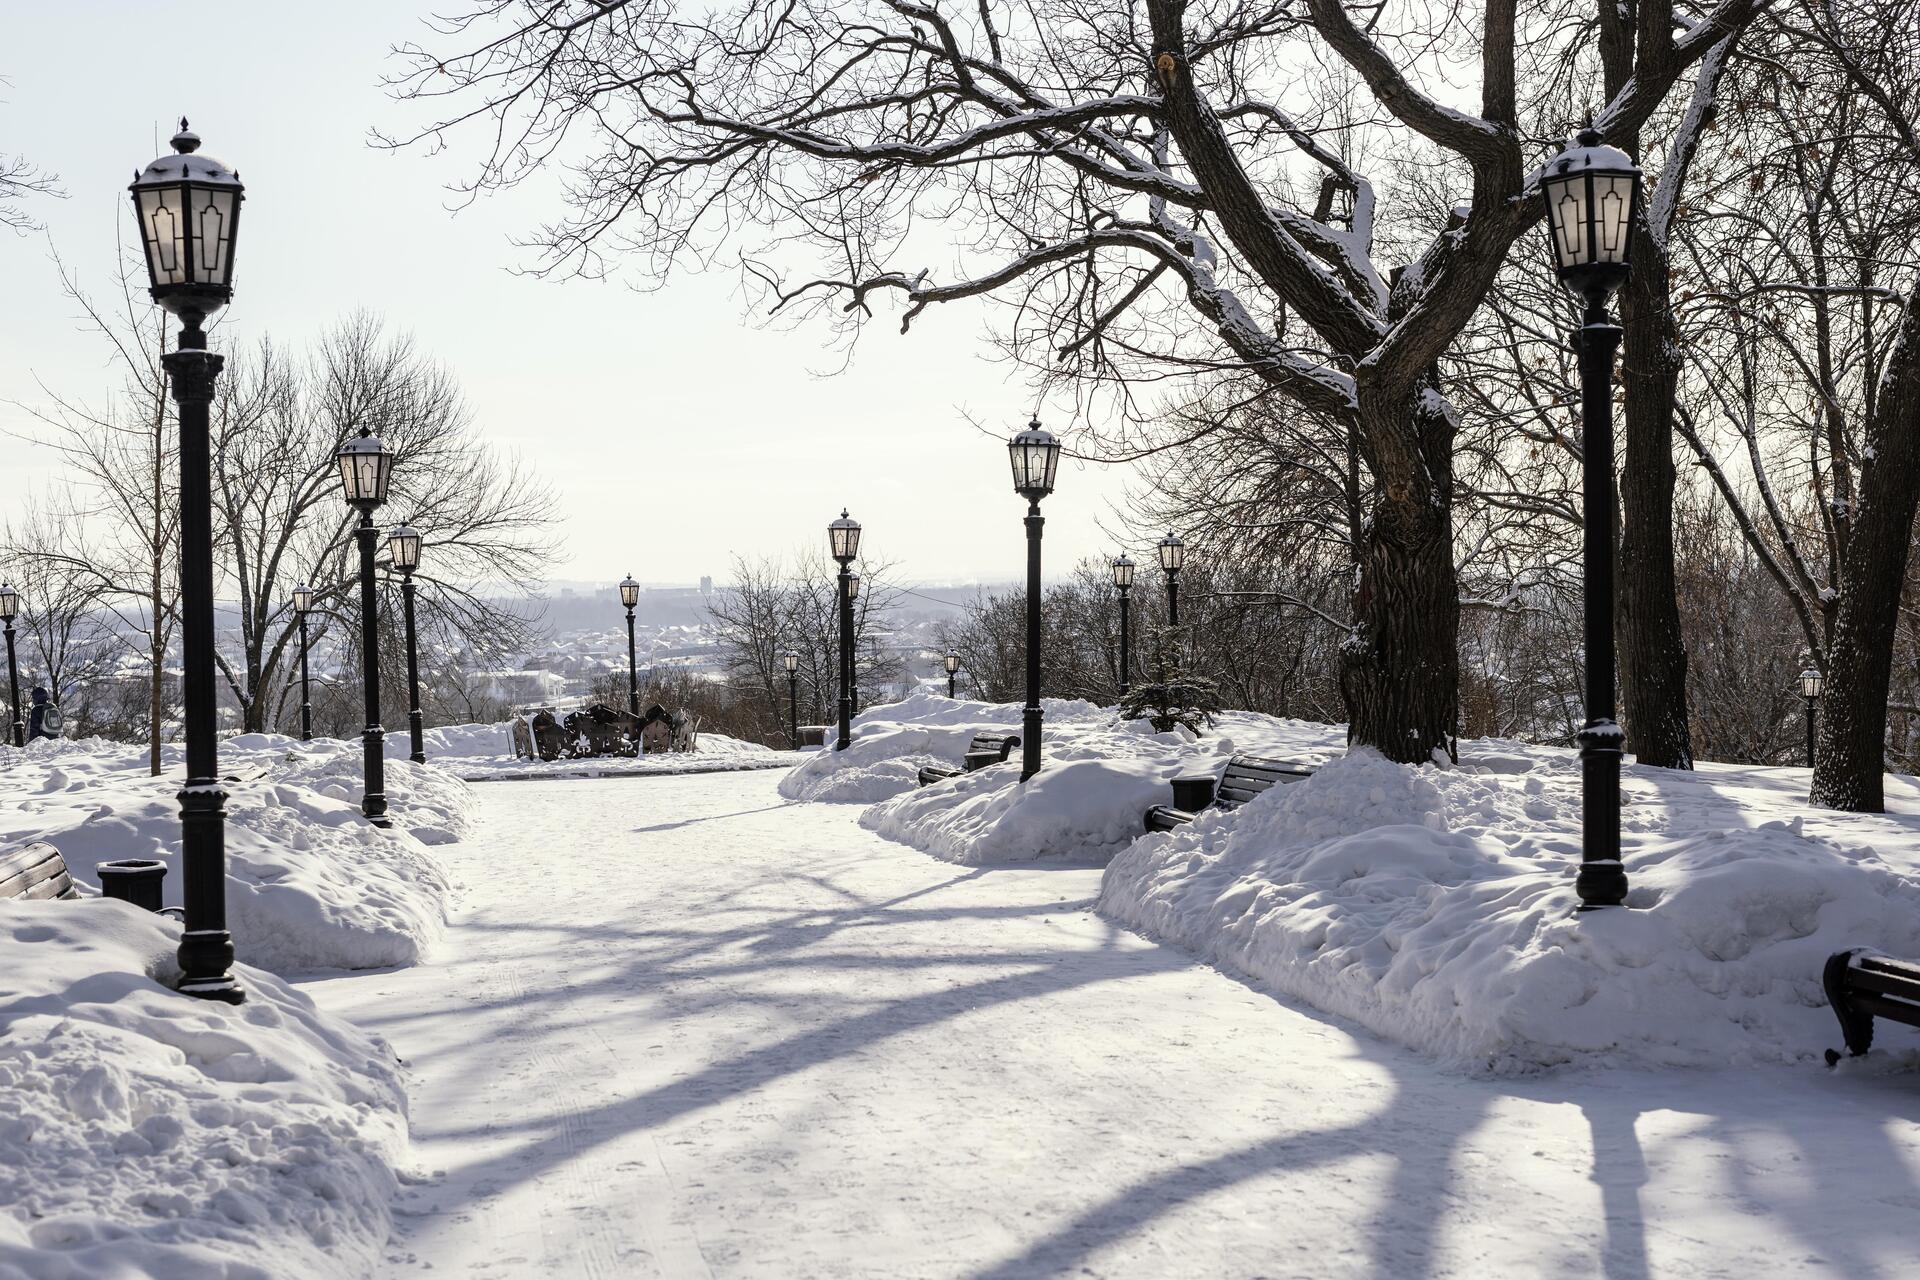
[383,0,1758,763]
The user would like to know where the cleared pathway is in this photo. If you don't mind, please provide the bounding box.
[301,771,1920,1279]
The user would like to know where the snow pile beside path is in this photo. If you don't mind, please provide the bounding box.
[1100,749,1920,1072]
[778,691,1126,809]
[783,694,1345,863]
[0,735,460,973]
[0,900,407,1278]
[429,719,802,781]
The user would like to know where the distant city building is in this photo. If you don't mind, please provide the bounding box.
[699,576,713,595]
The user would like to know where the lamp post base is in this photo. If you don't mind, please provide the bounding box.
[409,709,426,765]
[1575,717,1628,910]
[363,726,391,827]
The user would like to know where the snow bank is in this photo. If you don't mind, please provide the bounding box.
[784,693,1343,866]
[0,899,407,1278]
[420,719,803,781]
[0,735,465,973]
[1100,748,1920,1072]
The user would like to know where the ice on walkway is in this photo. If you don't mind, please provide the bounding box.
[0,899,408,1279]
[300,771,1920,1278]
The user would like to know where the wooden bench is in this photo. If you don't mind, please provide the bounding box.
[1144,754,1315,831]
[0,842,80,902]
[1823,949,1920,1064]
[916,732,1021,786]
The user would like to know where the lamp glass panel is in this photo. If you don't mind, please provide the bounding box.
[0,587,17,620]
[1548,175,1589,271]
[137,186,187,285]
[1595,174,1633,263]
[190,187,237,285]
[1112,558,1134,588]
[293,586,314,613]
[390,530,422,572]
[1159,537,1184,572]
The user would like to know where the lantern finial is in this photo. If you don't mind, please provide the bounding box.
[172,119,200,153]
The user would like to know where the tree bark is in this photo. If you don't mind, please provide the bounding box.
[1615,228,1695,768]
[1811,295,1920,811]
[1340,383,1459,763]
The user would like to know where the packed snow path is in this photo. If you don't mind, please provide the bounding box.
[301,771,1920,1279]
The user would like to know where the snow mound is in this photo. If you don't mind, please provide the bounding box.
[426,719,801,781]
[0,899,407,1278]
[1100,750,1920,1072]
[1,736,462,973]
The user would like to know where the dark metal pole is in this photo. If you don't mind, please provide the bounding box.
[1575,297,1627,910]
[166,317,242,1003]
[1806,696,1818,769]
[1118,585,1131,695]
[297,610,312,742]
[625,608,640,716]
[1022,499,1044,780]
[402,574,425,764]
[4,622,21,748]
[356,515,391,827]
[836,566,853,750]
[788,670,799,747]
[948,670,956,699]
[1166,570,1180,628]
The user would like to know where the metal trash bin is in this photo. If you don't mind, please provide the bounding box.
[97,859,168,913]
[1170,774,1219,813]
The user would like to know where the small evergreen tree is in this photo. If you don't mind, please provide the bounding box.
[1120,626,1221,734]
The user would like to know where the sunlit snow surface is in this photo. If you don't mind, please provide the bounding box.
[791,693,1920,1073]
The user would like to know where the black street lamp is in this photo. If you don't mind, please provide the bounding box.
[945,651,961,698]
[1009,418,1062,781]
[292,583,315,742]
[130,119,246,1002]
[1157,532,1185,627]
[337,428,395,828]
[784,649,800,746]
[389,524,426,764]
[1111,554,1135,695]
[1800,667,1825,768]
[1541,127,1642,911]
[828,510,861,750]
[2,583,22,748]
[619,575,641,716]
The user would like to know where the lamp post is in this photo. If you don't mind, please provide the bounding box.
[2,584,22,748]
[828,510,861,750]
[1541,127,1642,911]
[389,524,426,764]
[784,650,800,746]
[619,575,641,716]
[337,429,395,828]
[846,572,862,716]
[1157,532,1185,627]
[1009,418,1062,781]
[129,119,246,1002]
[1800,667,1824,768]
[945,651,961,699]
[292,583,315,742]
[1111,554,1135,695]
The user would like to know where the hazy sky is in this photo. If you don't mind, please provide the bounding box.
[1,2,1146,590]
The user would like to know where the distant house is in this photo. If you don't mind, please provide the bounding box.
[474,669,569,705]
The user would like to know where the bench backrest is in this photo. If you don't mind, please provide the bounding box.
[1217,755,1316,809]
[0,842,79,902]
[967,732,1020,760]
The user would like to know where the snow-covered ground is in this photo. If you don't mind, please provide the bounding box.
[1,734,467,972]
[0,899,410,1279]
[294,770,1920,1277]
[785,695,1920,1073]
[415,720,807,781]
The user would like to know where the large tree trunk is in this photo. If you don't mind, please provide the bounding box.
[1615,230,1695,769]
[1341,385,1459,763]
[1812,295,1920,811]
